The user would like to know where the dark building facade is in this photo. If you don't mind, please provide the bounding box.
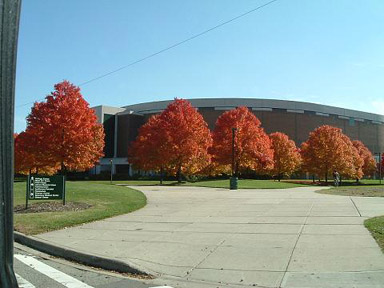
[92,99,384,175]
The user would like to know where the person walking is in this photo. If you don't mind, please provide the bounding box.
[333,170,340,187]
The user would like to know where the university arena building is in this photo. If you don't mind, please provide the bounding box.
[92,98,384,176]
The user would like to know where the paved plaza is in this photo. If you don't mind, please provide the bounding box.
[36,186,384,287]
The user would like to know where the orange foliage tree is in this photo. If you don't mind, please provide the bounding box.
[210,107,274,176]
[14,131,58,175]
[14,133,32,174]
[352,140,376,178]
[301,125,363,182]
[342,134,364,180]
[24,80,104,174]
[129,115,171,180]
[129,99,212,181]
[269,132,301,181]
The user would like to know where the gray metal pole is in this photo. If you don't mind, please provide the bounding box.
[0,0,21,287]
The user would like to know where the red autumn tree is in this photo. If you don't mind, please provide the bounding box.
[352,140,376,178]
[129,114,171,179]
[269,132,301,181]
[13,133,24,173]
[14,131,58,175]
[341,134,364,180]
[381,154,384,176]
[25,80,105,173]
[14,132,32,174]
[301,125,363,182]
[129,99,212,181]
[210,107,274,176]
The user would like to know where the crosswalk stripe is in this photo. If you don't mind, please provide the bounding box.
[15,273,36,288]
[15,254,93,288]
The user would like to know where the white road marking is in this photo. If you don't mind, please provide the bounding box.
[14,254,93,288]
[15,273,36,288]
[149,286,175,288]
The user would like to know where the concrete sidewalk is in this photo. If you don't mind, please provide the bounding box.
[36,186,384,288]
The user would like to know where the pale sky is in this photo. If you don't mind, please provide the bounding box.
[15,0,384,132]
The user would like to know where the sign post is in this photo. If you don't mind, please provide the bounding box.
[63,175,66,205]
[26,175,66,209]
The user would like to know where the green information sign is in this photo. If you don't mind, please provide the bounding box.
[26,175,66,207]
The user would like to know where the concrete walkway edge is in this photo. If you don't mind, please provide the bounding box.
[14,231,152,277]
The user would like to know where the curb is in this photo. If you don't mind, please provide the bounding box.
[14,231,151,276]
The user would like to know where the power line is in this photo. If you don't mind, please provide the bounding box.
[16,0,279,108]
[78,0,279,86]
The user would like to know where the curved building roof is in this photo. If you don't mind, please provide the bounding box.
[120,98,384,124]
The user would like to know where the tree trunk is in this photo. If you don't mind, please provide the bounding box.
[177,165,182,183]
[160,166,163,185]
[325,173,328,183]
[61,161,67,176]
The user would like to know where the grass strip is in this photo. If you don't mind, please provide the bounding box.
[317,186,384,197]
[365,216,384,252]
[14,181,146,235]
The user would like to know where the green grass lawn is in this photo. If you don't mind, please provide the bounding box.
[285,179,383,185]
[333,179,383,185]
[14,181,146,235]
[111,179,306,189]
[365,216,384,252]
[316,185,384,197]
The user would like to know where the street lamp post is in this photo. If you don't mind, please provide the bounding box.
[379,152,382,185]
[374,152,382,185]
[0,0,21,287]
[110,159,113,185]
[230,128,238,190]
[232,127,237,176]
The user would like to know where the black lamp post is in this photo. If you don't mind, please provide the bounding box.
[230,128,238,190]
[376,152,382,185]
[232,128,237,176]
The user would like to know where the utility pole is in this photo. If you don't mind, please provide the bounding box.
[0,0,22,287]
